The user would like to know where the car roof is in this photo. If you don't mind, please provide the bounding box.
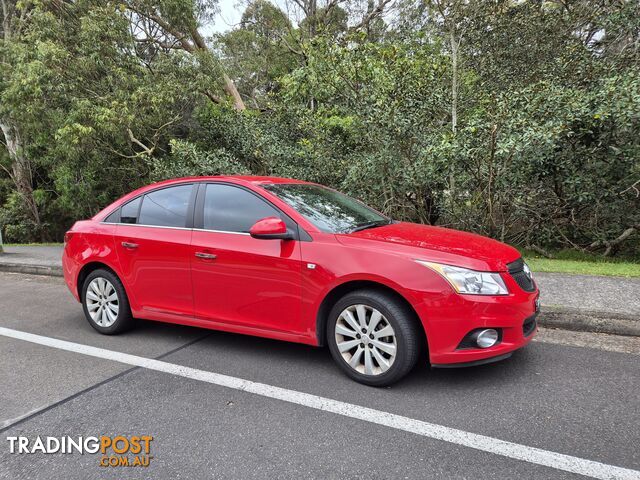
[150,175,314,187]
[91,175,317,223]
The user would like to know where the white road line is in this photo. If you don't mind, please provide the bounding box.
[1,326,638,480]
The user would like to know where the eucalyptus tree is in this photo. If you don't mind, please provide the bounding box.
[216,0,299,107]
[125,0,247,110]
[0,0,43,236]
[1,0,201,240]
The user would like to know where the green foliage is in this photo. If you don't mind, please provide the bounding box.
[150,139,250,180]
[217,0,298,104]
[1,0,200,240]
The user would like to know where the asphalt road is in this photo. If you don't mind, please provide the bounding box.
[1,272,639,479]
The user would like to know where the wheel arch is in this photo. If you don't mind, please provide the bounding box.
[315,280,427,350]
[77,262,124,302]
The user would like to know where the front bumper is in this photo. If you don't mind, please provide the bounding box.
[412,280,539,366]
[431,312,538,367]
[431,351,515,368]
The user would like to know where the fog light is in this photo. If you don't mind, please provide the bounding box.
[476,329,499,348]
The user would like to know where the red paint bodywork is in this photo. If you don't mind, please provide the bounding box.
[249,216,288,236]
[63,176,538,365]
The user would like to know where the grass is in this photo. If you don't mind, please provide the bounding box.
[521,249,640,277]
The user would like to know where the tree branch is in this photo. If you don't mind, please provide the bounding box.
[350,0,393,31]
[590,224,640,256]
[620,178,640,197]
[127,128,154,156]
[127,4,195,52]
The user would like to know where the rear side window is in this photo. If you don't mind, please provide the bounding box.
[104,209,120,223]
[203,184,280,233]
[138,185,192,228]
[120,197,142,224]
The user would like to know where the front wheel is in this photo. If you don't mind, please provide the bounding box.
[327,289,422,387]
[82,269,134,335]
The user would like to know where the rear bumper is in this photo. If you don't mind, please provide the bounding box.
[62,248,81,302]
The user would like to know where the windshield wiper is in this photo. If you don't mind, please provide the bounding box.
[350,219,392,233]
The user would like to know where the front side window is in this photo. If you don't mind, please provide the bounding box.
[263,184,388,234]
[203,184,280,233]
[120,197,142,224]
[138,185,192,228]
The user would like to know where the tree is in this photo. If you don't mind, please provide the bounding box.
[1,0,202,240]
[126,0,246,110]
[0,0,43,237]
[217,0,298,107]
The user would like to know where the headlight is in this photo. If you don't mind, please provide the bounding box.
[416,260,509,295]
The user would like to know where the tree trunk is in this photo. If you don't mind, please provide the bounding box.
[448,29,460,204]
[188,26,246,111]
[450,29,458,134]
[222,73,246,111]
[0,119,43,236]
[2,4,44,240]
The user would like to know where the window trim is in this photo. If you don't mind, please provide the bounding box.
[137,183,197,229]
[101,183,197,229]
[194,182,304,239]
[100,180,312,241]
[100,222,193,232]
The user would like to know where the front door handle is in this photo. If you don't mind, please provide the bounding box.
[195,252,217,260]
[121,242,139,249]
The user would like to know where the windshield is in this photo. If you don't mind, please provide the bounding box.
[263,183,389,234]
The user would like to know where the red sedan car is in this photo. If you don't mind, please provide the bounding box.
[63,176,539,386]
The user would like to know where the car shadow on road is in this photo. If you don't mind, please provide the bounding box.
[125,319,539,396]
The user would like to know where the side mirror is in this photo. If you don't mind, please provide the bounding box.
[249,217,294,240]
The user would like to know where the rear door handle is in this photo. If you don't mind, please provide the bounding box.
[121,242,139,249]
[195,252,217,260]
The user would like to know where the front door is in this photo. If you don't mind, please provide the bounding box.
[190,183,304,334]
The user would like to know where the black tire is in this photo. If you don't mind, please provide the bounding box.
[326,289,422,387]
[81,268,134,335]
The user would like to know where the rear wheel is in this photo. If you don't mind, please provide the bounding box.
[82,269,134,334]
[327,289,422,387]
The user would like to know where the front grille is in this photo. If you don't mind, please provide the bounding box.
[507,258,536,292]
[522,314,537,337]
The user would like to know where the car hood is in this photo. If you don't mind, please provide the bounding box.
[337,222,521,272]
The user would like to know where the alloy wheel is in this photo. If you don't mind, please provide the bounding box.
[85,277,119,327]
[334,304,397,376]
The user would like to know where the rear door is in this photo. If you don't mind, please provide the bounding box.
[113,183,196,319]
[190,183,304,334]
